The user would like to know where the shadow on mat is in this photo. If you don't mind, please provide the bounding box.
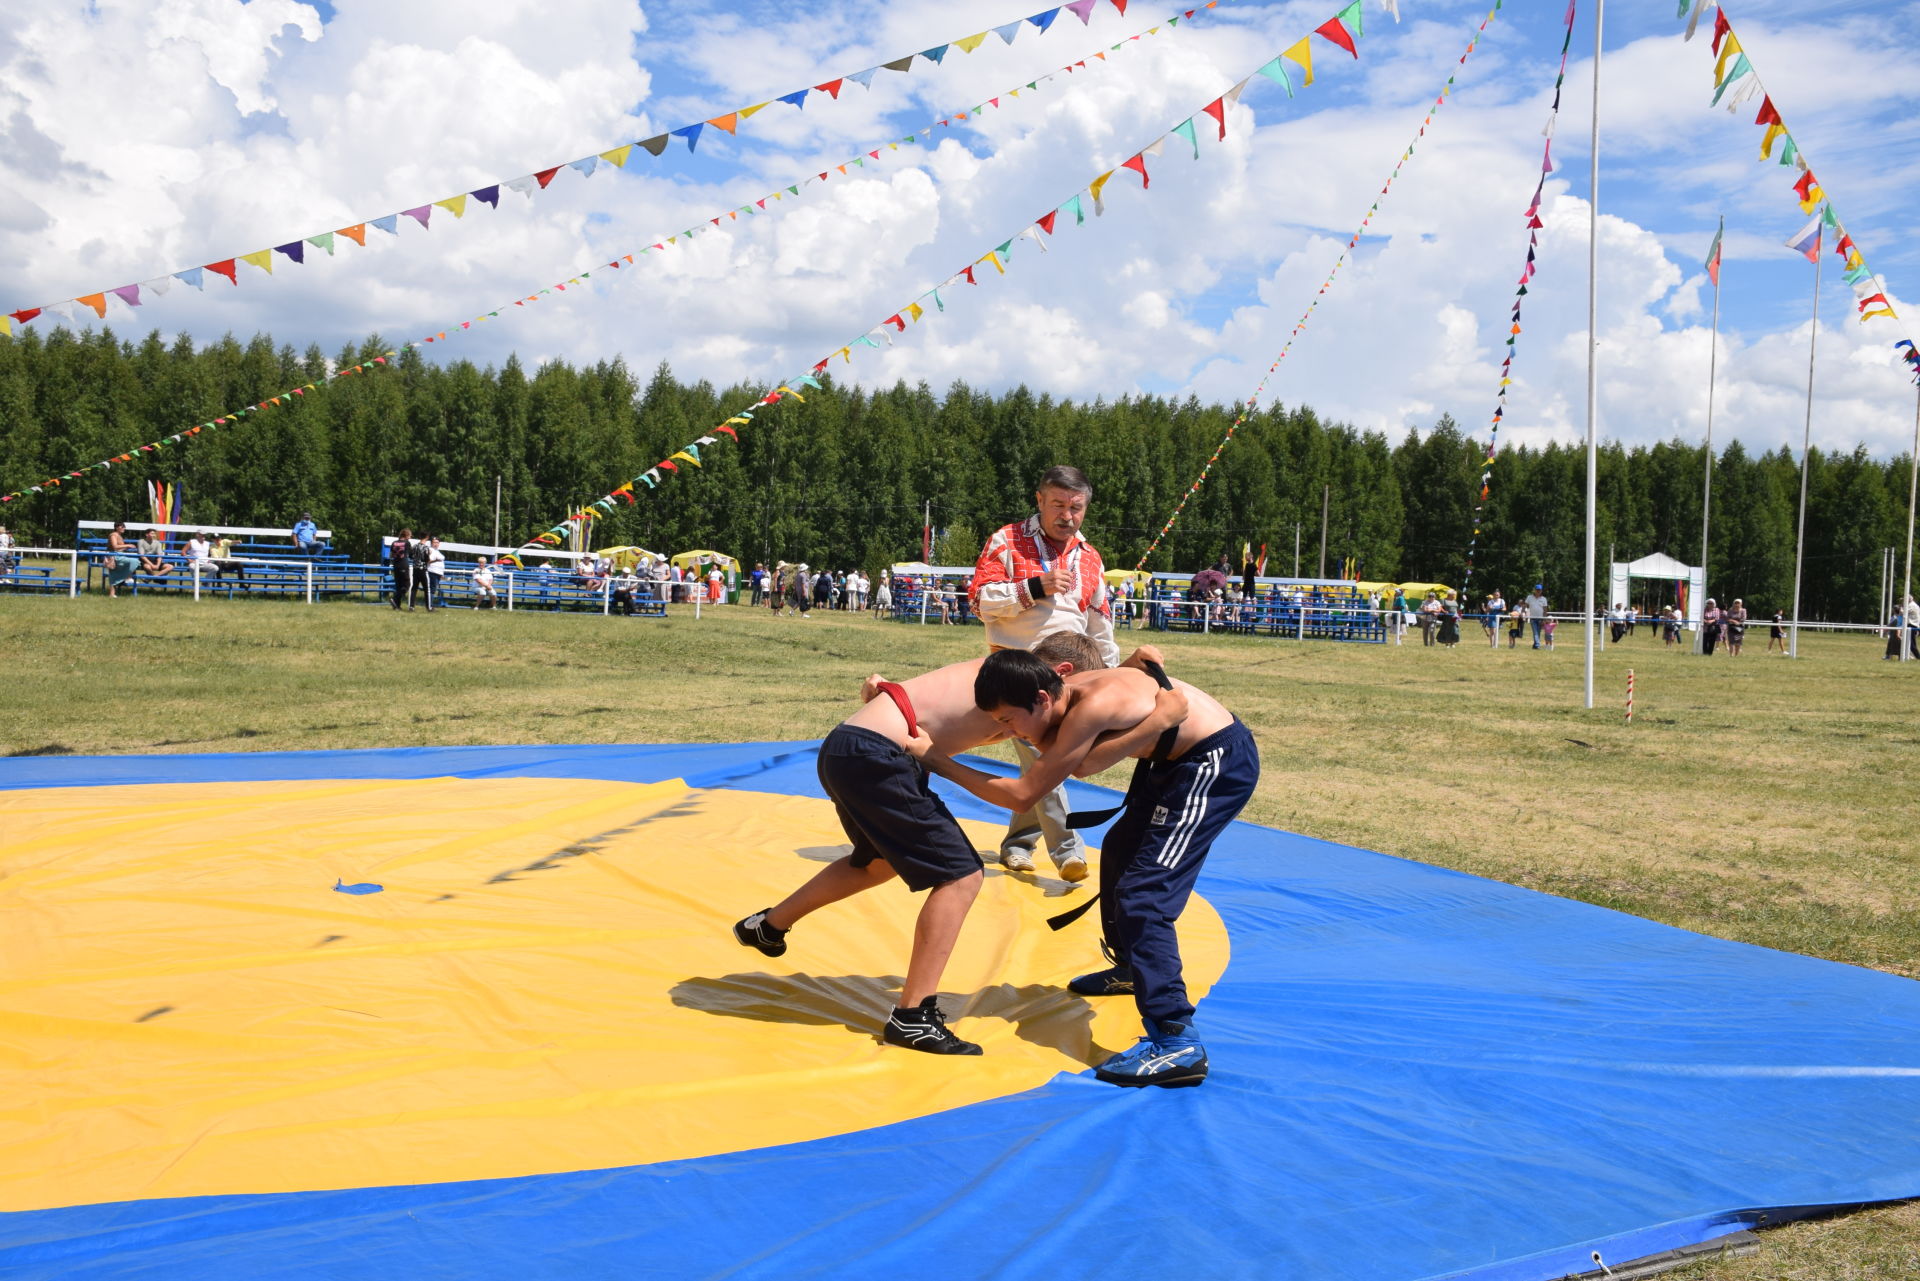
[671,972,1114,1065]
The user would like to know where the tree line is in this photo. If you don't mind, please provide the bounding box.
[1,325,1913,622]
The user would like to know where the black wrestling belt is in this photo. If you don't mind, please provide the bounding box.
[1048,659,1178,932]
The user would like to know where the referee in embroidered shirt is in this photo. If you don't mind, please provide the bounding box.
[968,465,1120,882]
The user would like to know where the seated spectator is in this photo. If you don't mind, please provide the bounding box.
[291,513,320,556]
[186,531,216,577]
[210,534,243,580]
[472,559,498,609]
[138,529,171,577]
[0,524,14,579]
[611,568,642,615]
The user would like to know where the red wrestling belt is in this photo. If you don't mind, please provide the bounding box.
[874,680,918,738]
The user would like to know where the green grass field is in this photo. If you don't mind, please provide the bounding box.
[3,592,1917,1277]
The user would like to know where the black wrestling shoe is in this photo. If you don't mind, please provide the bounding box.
[733,908,788,958]
[1068,966,1135,997]
[882,997,982,1055]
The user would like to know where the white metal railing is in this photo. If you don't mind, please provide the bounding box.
[0,546,84,597]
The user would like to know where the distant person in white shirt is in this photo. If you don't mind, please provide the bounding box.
[421,536,446,610]
[472,559,497,608]
[186,532,215,575]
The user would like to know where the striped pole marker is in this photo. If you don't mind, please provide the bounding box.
[1625,669,1635,725]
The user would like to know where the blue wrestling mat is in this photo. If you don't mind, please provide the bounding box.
[4,742,1918,1280]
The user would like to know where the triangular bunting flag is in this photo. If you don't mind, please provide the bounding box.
[240,249,273,275]
[1256,57,1293,97]
[306,232,336,256]
[1089,171,1114,215]
[1202,97,1227,140]
[1172,118,1199,158]
[1283,36,1314,85]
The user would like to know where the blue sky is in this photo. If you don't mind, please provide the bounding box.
[2,0,1917,460]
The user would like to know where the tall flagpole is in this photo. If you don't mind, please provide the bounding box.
[1698,218,1722,655]
[1902,384,1918,663]
[1583,0,1605,709]
[1789,235,1822,659]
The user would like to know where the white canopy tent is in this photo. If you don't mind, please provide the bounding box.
[1608,552,1705,630]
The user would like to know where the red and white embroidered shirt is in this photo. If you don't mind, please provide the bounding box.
[969,514,1118,664]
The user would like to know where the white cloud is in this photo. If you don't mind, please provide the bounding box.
[0,0,1915,487]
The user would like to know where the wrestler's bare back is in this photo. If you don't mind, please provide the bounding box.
[845,658,1007,755]
[1042,666,1233,762]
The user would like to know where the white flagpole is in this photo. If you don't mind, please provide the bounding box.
[1583,0,1605,709]
[1902,384,1918,662]
[1789,236,1822,659]
[1698,223,1721,655]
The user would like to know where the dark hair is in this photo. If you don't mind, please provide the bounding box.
[975,649,1062,712]
[1036,465,1092,499]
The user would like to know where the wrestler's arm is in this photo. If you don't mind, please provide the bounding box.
[918,693,1137,811]
[1072,686,1188,777]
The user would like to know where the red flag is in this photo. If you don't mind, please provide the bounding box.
[1201,97,1227,140]
[1121,153,1149,188]
[534,167,560,189]
[815,79,843,98]
[205,259,238,285]
[1315,16,1358,57]
[1037,210,1058,235]
[1710,8,1731,54]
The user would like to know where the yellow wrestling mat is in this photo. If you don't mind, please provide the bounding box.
[0,776,1227,1212]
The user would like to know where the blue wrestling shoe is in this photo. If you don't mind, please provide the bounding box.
[1068,965,1135,997]
[1094,1019,1208,1088]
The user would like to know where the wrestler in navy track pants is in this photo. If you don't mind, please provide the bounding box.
[1097,719,1260,1027]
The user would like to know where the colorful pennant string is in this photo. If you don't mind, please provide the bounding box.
[359,0,1266,358]
[1,1,1292,498]
[1131,3,1499,570]
[1678,1,1918,381]
[1459,0,1575,596]
[1,0,1330,338]
[0,357,395,506]
[506,0,1383,561]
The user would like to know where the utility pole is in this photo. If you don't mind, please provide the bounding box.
[1317,484,1329,579]
[1789,237,1823,660]
[1902,385,1918,662]
[1294,522,1301,577]
[1582,0,1606,710]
